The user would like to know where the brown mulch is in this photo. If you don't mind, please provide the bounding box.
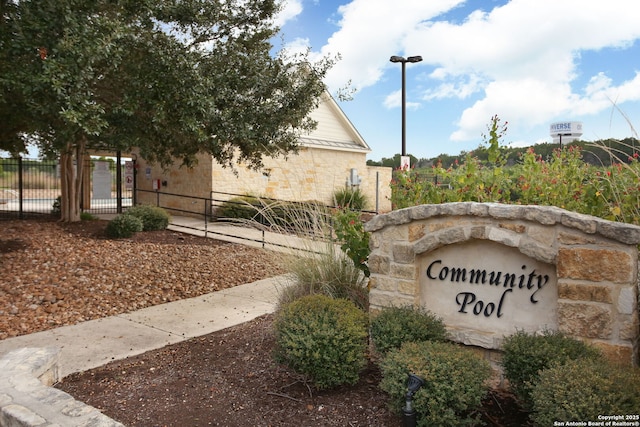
[1,217,532,426]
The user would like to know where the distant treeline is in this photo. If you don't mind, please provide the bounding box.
[367,138,640,170]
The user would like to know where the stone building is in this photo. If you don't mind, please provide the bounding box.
[135,91,392,214]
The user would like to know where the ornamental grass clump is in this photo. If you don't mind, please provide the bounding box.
[531,358,640,426]
[501,329,602,407]
[125,205,171,231]
[379,341,491,427]
[370,305,447,355]
[278,245,369,310]
[333,187,367,211]
[273,294,368,390]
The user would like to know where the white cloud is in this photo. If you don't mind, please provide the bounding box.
[313,0,640,143]
[384,90,421,110]
[312,0,465,91]
[274,0,303,28]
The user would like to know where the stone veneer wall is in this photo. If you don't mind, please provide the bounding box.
[210,147,391,212]
[364,202,640,366]
[135,152,214,214]
[136,149,393,214]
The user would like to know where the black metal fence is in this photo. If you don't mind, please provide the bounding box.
[0,157,133,219]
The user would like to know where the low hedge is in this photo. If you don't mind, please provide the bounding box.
[379,341,491,427]
[273,294,368,390]
[370,305,447,355]
[531,358,640,425]
[501,329,602,407]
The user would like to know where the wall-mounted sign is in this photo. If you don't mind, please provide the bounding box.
[419,240,557,340]
[124,161,134,190]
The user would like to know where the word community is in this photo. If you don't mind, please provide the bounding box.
[425,260,550,319]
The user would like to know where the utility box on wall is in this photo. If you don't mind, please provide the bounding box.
[365,203,640,366]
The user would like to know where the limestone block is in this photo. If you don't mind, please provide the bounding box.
[526,224,556,247]
[390,263,415,280]
[620,311,639,341]
[437,227,468,245]
[369,233,382,250]
[412,235,440,256]
[369,293,414,309]
[381,225,408,243]
[518,237,556,264]
[408,204,439,220]
[557,248,633,283]
[499,222,526,234]
[561,212,597,234]
[428,220,456,232]
[558,283,612,303]
[392,244,414,264]
[618,286,637,315]
[408,223,425,242]
[368,255,390,275]
[487,227,520,247]
[557,231,597,246]
[369,276,397,292]
[591,341,635,366]
[558,302,612,339]
[469,225,487,240]
[397,279,418,296]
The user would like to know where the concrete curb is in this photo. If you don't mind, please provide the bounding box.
[0,347,124,427]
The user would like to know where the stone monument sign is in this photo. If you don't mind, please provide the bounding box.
[365,202,640,366]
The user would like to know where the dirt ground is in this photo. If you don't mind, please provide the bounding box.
[1,218,532,426]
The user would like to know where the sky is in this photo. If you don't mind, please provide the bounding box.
[273,0,640,161]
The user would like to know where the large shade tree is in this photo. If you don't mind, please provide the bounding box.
[1,0,332,221]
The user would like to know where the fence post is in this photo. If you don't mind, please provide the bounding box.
[18,157,24,219]
[116,151,122,213]
[375,171,379,214]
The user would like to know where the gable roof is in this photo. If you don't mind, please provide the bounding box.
[300,91,370,153]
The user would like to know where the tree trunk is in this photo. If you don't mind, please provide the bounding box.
[60,137,86,222]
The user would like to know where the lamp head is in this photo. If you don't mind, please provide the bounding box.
[407,373,425,394]
[407,56,423,63]
[389,55,405,63]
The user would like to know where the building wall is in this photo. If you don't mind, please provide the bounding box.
[135,153,214,215]
[365,203,640,367]
[135,149,393,214]
[210,147,392,212]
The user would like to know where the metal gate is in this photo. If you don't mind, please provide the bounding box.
[0,156,134,219]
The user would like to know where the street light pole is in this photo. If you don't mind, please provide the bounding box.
[390,55,422,159]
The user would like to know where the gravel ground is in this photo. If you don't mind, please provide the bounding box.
[0,218,286,340]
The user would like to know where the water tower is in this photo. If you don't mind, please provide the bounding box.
[550,121,583,146]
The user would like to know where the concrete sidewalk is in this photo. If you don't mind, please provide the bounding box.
[0,275,288,378]
[0,216,302,378]
[0,216,303,426]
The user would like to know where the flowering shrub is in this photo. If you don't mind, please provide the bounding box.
[390,116,640,226]
[332,207,370,277]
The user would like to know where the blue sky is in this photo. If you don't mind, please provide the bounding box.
[274,0,640,161]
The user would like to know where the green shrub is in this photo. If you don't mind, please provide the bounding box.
[278,247,368,310]
[80,212,98,221]
[531,358,640,425]
[124,205,170,231]
[105,214,144,238]
[370,306,447,355]
[501,330,602,407]
[379,341,491,427]
[273,294,368,390]
[333,187,367,210]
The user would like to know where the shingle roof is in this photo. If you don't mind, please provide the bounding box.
[298,137,370,152]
